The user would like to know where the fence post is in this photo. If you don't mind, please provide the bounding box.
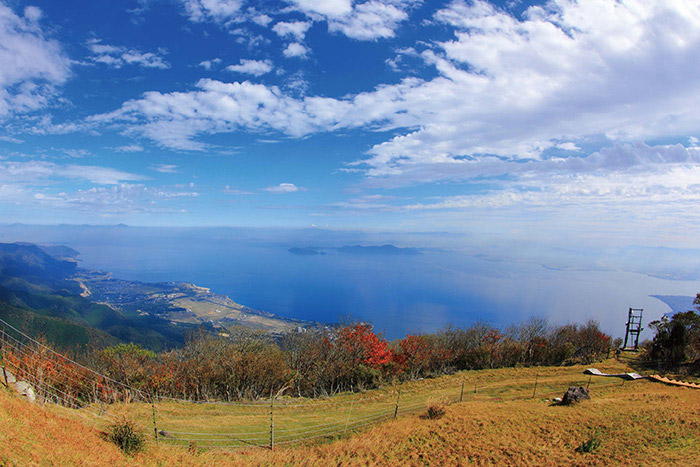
[270,393,275,450]
[151,392,159,445]
[474,380,477,394]
[393,389,401,419]
[0,332,7,388]
[532,369,539,398]
[586,375,592,389]
[459,377,465,403]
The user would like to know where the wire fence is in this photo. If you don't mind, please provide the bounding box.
[0,318,650,451]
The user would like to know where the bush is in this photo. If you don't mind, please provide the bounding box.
[575,432,601,453]
[423,403,446,420]
[107,417,145,455]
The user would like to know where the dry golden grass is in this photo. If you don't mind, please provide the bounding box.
[1,359,698,466]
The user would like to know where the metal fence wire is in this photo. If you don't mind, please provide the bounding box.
[0,317,644,450]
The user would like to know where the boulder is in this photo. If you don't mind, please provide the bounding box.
[2,368,17,385]
[561,386,590,405]
[13,381,36,403]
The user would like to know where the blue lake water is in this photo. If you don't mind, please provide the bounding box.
[1,225,697,340]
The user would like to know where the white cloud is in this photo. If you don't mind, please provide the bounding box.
[114,144,144,152]
[252,14,273,27]
[176,0,416,41]
[263,182,306,193]
[282,42,309,58]
[272,21,311,41]
[150,164,178,173]
[326,1,415,40]
[223,184,254,195]
[288,0,418,40]
[226,59,273,76]
[96,0,700,192]
[199,58,222,70]
[86,39,169,69]
[33,183,198,213]
[289,0,353,18]
[0,135,23,144]
[348,143,700,244]
[0,160,147,185]
[0,3,70,118]
[181,0,243,22]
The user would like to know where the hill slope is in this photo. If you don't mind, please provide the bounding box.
[0,242,305,351]
[1,360,698,465]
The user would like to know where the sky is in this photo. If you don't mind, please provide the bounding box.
[0,0,699,252]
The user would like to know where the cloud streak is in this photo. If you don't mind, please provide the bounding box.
[86,39,169,69]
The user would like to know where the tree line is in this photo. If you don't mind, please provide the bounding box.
[83,317,613,401]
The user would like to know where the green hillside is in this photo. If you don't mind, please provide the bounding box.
[0,242,198,351]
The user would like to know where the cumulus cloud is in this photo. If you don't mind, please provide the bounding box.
[272,21,311,41]
[86,39,169,69]
[226,59,273,76]
[289,0,353,18]
[94,0,700,207]
[176,0,417,41]
[282,42,309,58]
[0,3,70,118]
[263,182,306,193]
[97,1,699,161]
[199,58,222,70]
[288,0,418,40]
[181,0,243,22]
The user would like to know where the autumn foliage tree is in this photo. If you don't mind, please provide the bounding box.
[3,316,615,404]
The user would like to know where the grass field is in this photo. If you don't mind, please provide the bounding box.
[1,357,698,465]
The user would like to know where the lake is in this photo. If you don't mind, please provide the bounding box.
[0,224,697,340]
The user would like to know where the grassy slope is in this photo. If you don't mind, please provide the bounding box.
[1,360,699,466]
[0,300,119,351]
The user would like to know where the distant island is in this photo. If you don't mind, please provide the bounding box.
[288,244,422,256]
[288,247,326,256]
[337,245,422,256]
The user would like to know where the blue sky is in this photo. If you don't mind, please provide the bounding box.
[1,0,699,251]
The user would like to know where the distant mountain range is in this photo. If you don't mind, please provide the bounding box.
[0,242,306,352]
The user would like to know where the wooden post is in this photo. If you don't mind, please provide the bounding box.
[269,393,274,450]
[393,389,401,419]
[586,375,592,389]
[151,392,158,444]
[0,333,7,388]
[532,369,539,398]
[459,377,465,403]
[474,380,477,394]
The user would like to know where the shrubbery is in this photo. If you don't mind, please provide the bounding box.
[643,294,700,372]
[92,317,613,400]
[3,316,615,403]
[106,417,145,455]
